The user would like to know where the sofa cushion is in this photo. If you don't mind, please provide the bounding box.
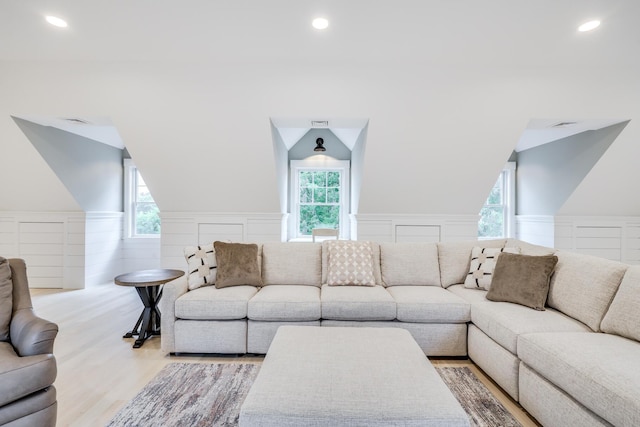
[504,238,557,256]
[184,244,217,290]
[386,286,470,323]
[437,239,505,288]
[486,253,558,310]
[262,242,321,287]
[471,302,591,354]
[0,258,12,342]
[447,284,490,304]
[175,285,258,320]
[601,265,640,342]
[0,342,57,407]
[548,251,627,331]
[464,246,520,290]
[320,284,396,320]
[505,239,555,256]
[326,240,376,286]
[214,242,263,288]
[322,241,383,286]
[380,242,440,286]
[518,332,640,427]
[248,285,321,321]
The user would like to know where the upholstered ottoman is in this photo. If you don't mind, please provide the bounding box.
[239,326,470,426]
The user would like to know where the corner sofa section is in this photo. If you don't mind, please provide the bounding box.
[160,238,640,427]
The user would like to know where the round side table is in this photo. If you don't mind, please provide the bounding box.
[114,269,185,348]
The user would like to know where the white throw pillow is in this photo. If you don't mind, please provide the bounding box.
[464,246,520,290]
[184,244,217,290]
[327,240,376,286]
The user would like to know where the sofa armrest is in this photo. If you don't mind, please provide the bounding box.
[160,276,189,354]
[10,308,58,357]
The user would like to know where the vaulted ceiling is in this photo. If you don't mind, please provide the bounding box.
[3,1,637,151]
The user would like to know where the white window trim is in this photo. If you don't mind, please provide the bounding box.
[289,159,350,240]
[123,159,160,239]
[504,161,516,238]
[479,161,516,239]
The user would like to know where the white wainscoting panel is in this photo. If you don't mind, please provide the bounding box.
[122,237,161,274]
[395,225,440,243]
[0,211,130,289]
[160,212,284,270]
[519,215,640,264]
[355,214,478,243]
[18,221,64,288]
[555,216,640,264]
[0,212,88,289]
[516,215,556,248]
[85,212,124,286]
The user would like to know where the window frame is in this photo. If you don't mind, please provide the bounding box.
[479,161,516,239]
[290,159,350,240]
[123,159,161,239]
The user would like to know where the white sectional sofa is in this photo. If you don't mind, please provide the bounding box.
[159,239,640,427]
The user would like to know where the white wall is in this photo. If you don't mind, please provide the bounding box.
[517,122,628,215]
[1,61,639,238]
[13,118,124,212]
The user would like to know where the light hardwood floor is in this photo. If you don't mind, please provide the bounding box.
[31,285,539,427]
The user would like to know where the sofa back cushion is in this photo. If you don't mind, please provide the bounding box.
[322,241,383,286]
[437,239,506,288]
[380,243,440,286]
[548,251,627,331]
[601,265,640,342]
[505,239,556,256]
[262,242,322,287]
[0,257,13,342]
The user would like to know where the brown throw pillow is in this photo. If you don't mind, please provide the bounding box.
[0,257,13,342]
[213,242,263,288]
[486,252,558,310]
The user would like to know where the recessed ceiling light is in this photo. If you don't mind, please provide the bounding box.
[312,17,329,30]
[45,15,68,28]
[578,20,600,32]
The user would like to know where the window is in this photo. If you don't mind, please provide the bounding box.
[478,162,515,239]
[290,160,349,240]
[124,159,160,237]
[299,170,341,234]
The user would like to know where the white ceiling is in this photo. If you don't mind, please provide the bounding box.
[2,1,637,150]
[1,0,639,67]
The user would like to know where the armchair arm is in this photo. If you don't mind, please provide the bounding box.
[159,276,189,354]
[10,308,58,357]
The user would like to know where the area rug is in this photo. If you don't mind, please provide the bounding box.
[106,363,522,427]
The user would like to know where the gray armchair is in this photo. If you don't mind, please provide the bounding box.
[0,258,58,427]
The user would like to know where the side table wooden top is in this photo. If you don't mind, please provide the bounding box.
[114,269,185,287]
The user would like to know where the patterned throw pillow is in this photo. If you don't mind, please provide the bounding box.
[327,240,376,286]
[464,246,520,290]
[184,244,217,290]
